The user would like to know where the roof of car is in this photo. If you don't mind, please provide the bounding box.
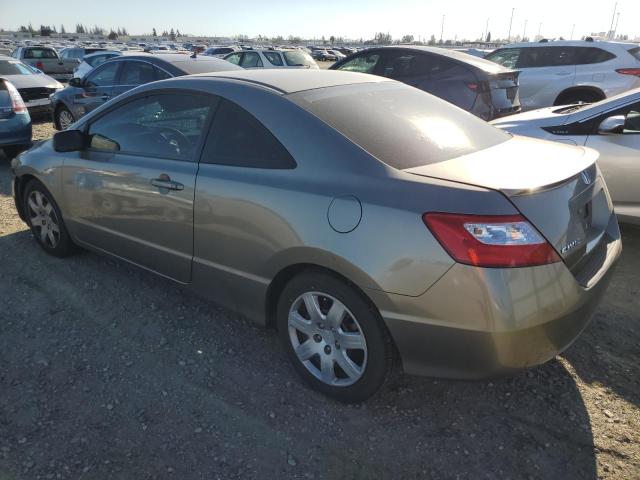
[192,69,390,94]
[503,40,639,49]
[355,45,512,73]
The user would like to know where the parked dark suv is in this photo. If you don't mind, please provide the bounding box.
[330,46,520,120]
[50,53,241,129]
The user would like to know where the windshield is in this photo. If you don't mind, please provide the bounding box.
[289,82,510,170]
[283,50,315,67]
[0,60,36,75]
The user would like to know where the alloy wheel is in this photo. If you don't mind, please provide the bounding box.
[27,190,61,248]
[58,109,74,130]
[288,292,368,387]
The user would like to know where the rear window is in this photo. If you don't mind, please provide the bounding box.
[283,50,315,67]
[289,82,510,170]
[24,48,57,59]
[174,58,241,74]
[629,47,640,61]
[0,60,36,75]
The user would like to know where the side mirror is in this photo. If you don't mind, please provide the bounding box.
[53,129,85,152]
[68,77,83,88]
[598,115,625,135]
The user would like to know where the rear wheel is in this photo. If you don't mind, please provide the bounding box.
[23,179,77,257]
[554,89,604,106]
[277,271,393,403]
[55,105,75,130]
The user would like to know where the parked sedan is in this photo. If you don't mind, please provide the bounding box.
[0,78,31,158]
[331,46,520,120]
[12,70,621,402]
[224,49,318,69]
[0,55,63,113]
[50,53,241,129]
[492,88,640,224]
[73,50,122,79]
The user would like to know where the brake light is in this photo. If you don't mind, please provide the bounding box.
[423,213,561,268]
[35,61,44,71]
[615,68,640,77]
[466,83,478,91]
[3,80,27,113]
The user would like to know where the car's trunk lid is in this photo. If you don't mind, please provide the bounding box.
[406,135,614,277]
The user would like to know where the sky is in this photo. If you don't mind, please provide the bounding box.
[0,0,637,41]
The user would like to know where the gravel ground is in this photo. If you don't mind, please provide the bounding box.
[0,120,639,479]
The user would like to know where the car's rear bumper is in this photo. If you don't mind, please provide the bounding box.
[0,113,32,147]
[368,231,621,379]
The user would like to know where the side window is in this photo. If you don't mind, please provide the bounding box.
[519,47,577,68]
[202,99,296,169]
[240,52,263,68]
[88,93,217,161]
[60,50,68,59]
[575,47,616,65]
[264,52,284,66]
[225,52,242,65]
[84,62,120,88]
[485,48,521,69]
[624,107,640,134]
[120,61,156,85]
[154,67,172,80]
[380,53,454,78]
[629,47,640,61]
[336,53,381,73]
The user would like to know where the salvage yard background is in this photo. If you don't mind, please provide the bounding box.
[0,120,639,479]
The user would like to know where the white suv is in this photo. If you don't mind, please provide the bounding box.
[224,49,319,70]
[486,40,640,110]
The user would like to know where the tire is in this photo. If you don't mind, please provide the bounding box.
[554,90,604,106]
[2,145,27,159]
[54,105,75,130]
[23,179,77,257]
[277,271,393,403]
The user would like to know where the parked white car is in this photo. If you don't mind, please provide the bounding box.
[485,40,640,110]
[224,49,319,69]
[492,88,640,223]
[73,51,122,79]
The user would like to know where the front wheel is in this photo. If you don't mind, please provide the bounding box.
[23,179,77,257]
[277,271,393,403]
[55,105,75,130]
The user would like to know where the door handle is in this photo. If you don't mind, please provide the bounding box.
[151,175,184,191]
[101,94,110,100]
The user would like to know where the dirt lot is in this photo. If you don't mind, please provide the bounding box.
[0,120,639,479]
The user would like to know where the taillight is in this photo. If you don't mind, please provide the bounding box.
[466,82,478,91]
[3,80,27,113]
[35,61,44,71]
[615,68,640,77]
[423,213,561,268]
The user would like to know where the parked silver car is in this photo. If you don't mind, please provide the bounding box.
[12,70,621,402]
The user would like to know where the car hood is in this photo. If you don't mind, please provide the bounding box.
[405,135,597,193]
[2,73,62,89]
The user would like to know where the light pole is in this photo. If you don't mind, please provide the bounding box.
[613,12,620,39]
[440,14,445,43]
[522,19,528,42]
[537,22,542,41]
[507,7,515,42]
[483,17,489,43]
[608,2,617,39]
[570,24,575,40]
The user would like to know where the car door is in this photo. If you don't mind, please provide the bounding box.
[584,102,640,219]
[516,47,577,109]
[72,61,121,117]
[111,60,170,98]
[61,92,218,282]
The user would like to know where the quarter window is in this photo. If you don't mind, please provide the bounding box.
[485,48,521,69]
[576,47,616,64]
[85,62,120,88]
[88,93,217,161]
[202,99,296,169]
[336,53,381,73]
